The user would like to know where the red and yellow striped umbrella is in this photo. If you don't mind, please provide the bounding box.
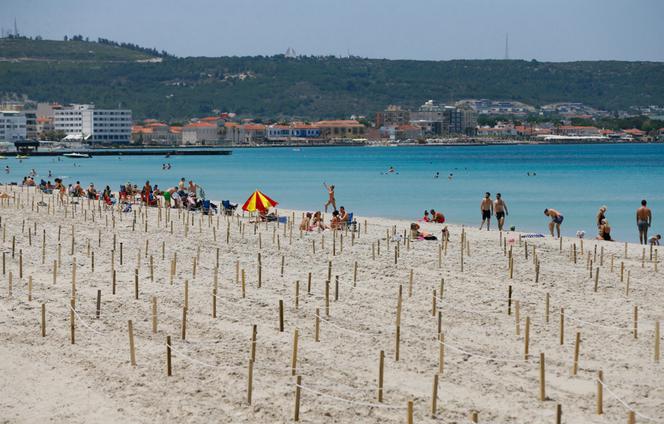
[242,190,278,212]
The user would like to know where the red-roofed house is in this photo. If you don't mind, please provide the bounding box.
[182,122,218,145]
[622,128,646,140]
[395,124,422,140]
[240,124,266,144]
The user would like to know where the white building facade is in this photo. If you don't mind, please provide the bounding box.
[54,104,132,144]
[0,111,27,142]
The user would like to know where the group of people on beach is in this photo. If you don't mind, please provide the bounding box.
[478,192,509,231]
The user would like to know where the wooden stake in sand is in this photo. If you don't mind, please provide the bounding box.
[431,373,439,417]
[152,296,158,333]
[378,350,384,402]
[515,300,521,335]
[407,400,414,424]
[95,289,101,319]
[438,333,445,374]
[250,324,257,362]
[41,303,46,337]
[573,332,581,375]
[166,336,172,376]
[559,308,565,345]
[633,305,638,339]
[247,359,254,405]
[293,375,301,421]
[181,307,187,340]
[309,306,318,342]
[596,370,603,415]
[69,298,75,344]
[539,352,546,401]
[291,329,299,376]
[524,316,530,360]
[279,299,284,332]
[128,320,136,366]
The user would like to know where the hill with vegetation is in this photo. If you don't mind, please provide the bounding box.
[0,36,165,62]
[1,38,663,121]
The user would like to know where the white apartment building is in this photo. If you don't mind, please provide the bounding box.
[54,104,132,144]
[0,111,27,142]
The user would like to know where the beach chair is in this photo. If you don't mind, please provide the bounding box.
[202,199,211,215]
[344,212,358,232]
[222,200,237,216]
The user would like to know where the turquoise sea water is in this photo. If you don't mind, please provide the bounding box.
[4,143,663,242]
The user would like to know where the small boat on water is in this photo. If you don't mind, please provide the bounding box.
[0,156,7,160]
[16,155,29,159]
[63,153,92,159]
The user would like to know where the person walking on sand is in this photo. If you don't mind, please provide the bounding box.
[636,199,652,245]
[494,193,508,231]
[544,208,564,238]
[479,192,493,230]
[323,182,336,213]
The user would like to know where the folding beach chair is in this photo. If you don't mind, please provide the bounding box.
[222,200,237,216]
[202,199,211,215]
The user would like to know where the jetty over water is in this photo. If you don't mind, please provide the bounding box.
[12,141,232,156]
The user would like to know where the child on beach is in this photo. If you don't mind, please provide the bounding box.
[422,210,430,222]
[330,210,342,230]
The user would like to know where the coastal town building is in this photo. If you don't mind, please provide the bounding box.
[456,99,535,115]
[36,116,54,136]
[409,100,477,135]
[0,110,27,142]
[266,123,321,142]
[315,120,365,139]
[181,122,218,145]
[54,104,132,144]
[375,105,410,128]
[23,110,37,139]
[554,125,600,136]
[239,124,267,144]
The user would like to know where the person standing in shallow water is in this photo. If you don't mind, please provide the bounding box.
[479,192,493,231]
[494,193,508,231]
[636,199,652,245]
[323,182,336,213]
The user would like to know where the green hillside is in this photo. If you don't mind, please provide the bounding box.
[1,38,663,120]
[0,37,159,61]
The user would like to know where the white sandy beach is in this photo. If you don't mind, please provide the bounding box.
[0,186,662,423]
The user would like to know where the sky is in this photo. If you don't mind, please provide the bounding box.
[1,0,663,62]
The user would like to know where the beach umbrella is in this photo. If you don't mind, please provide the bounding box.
[242,190,278,212]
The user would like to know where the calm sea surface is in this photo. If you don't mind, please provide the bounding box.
[4,143,663,242]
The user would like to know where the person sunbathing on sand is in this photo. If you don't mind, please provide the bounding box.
[596,219,612,241]
[312,211,326,231]
[330,210,342,230]
[300,212,312,231]
[410,223,437,240]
